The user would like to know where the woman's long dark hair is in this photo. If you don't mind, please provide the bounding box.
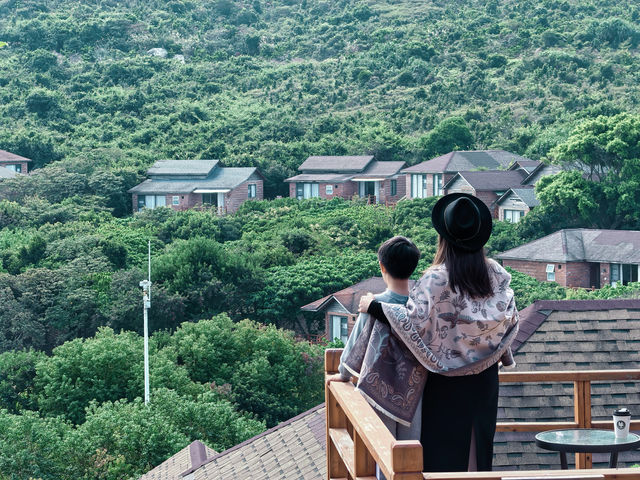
[432,236,493,299]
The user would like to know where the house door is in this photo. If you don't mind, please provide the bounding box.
[589,263,601,289]
[202,193,218,208]
[331,315,348,343]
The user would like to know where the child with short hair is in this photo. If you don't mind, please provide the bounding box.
[327,236,423,442]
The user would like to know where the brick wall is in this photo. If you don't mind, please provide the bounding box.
[502,259,567,285]
[565,262,592,288]
[503,259,597,288]
[475,191,499,218]
[378,178,406,203]
[224,179,264,213]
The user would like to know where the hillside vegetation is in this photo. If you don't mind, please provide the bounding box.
[2,0,640,195]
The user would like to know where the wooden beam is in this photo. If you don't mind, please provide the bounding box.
[354,430,376,477]
[592,419,640,430]
[422,467,640,479]
[496,422,578,432]
[499,370,640,383]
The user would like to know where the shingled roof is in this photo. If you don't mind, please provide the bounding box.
[139,440,217,480]
[402,150,529,174]
[129,160,262,195]
[495,299,640,470]
[300,277,416,314]
[147,160,219,177]
[298,156,374,172]
[497,229,640,264]
[496,187,540,208]
[193,404,325,479]
[507,159,542,174]
[444,170,527,191]
[0,149,32,163]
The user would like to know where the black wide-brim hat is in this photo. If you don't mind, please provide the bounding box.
[431,193,493,252]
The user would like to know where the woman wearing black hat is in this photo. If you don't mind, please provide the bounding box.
[359,193,519,472]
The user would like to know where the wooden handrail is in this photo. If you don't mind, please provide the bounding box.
[325,349,640,480]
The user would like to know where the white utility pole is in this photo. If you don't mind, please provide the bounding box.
[139,240,152,405]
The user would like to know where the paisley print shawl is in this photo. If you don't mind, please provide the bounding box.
[342,314,427,426]
[381,259,519,377]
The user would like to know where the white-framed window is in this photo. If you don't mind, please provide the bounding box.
[5,164,21,173]
[296,183,319,199]
[610,263,639,287]
[331,315,349,343]
[326,184,333,195]
[248,183,257,198]
[546,264,555,282]
[172,196,180,206]
[411,174,427,198]
[432,174,443,196]
[504,209,524,223]
[390,179,397,196]
[137,195,166,211]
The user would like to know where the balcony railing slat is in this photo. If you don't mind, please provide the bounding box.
[498,370,640,382]
[329,428,356,478]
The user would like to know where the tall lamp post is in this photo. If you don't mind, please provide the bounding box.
[139,241,151,405]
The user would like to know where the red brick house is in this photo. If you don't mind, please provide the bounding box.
[284,156,406,204]
[497,229,640,289]
[401,150,531,199]
[128,160,264,214]
[0,149,31,174]
[300,277,415,342]
[443,170,528,218]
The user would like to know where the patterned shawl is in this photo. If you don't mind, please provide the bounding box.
[342,259,519,425]
[381,259,519,377]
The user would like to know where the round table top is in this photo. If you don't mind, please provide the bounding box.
[535,429,640,453]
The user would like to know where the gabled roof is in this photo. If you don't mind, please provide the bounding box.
[298,156,374,173]
[350,160,406,180]
[0,166,18,179]
[286,160,406,183]
[139,440,217,480]
[496,299,640,469]
[301,277,416,314]
[497,228,640,264]
[189,404,326,479]
[521,162,563,185]
[444,170,527,192]
[128,167,261,194]
[148,160,220,177]
[507,159,542,174]
[283,173,354,184]
[402,150,529,174]
[495,187,540,208]
[0,150,32,163]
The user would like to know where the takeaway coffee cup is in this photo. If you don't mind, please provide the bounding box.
[613,408,631,439]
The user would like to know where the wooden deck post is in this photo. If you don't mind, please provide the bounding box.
[391,440,423,480]
[573,380,593,469]
[325,349,348,480]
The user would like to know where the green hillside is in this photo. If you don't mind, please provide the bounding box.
[2,0,640,195]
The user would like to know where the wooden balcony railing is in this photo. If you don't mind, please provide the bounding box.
[325,348,640,480]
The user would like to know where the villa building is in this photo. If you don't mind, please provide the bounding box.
[0,149,31,174]
[128,159,263,214]
[284,156,406,204]
[497,229,640,288]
